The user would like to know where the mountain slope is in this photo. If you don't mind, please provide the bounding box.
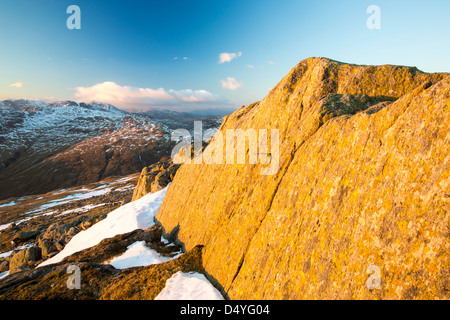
[0,181,222,301]
[155,57,450,299]
[0,100,172,200]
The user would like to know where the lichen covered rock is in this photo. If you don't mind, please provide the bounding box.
[9,247,42,274]
[156,57,449,299]
[132,160,180,201]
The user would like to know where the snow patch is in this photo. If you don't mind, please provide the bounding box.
[105,241,181,269]
[39,187,112,210]
[0,243,34,258]
[155,272,224,300]
[58,203,107,216]
[0,211,56,232]
[0,223,11,232]
[112,185,135,192]
[0,201,17,208]
[39,186,168,267]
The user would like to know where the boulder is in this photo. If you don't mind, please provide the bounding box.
[9,247,42,274]
[6,223,18,231]
[142,225,163,243]
[66,226,79,238]
[15,231,40,242]
[132,161,180,201]
[0,260,9,273]
[81,220,93,230]
[37,239,58,260]
[156,57,450,299]
[54,240,65,252]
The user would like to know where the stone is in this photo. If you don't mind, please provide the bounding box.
[81,220,92,230]
[55,240,65,252]
[16,231,40,242]
[9,247,42,274]
[41,222,68,241]
[132,160,180,201]
[155,57,450,300]
[38,239,58,260]
[6,223,17,231]
[142,225,163,243]
[0,260,9,273]
[66,227,79,237]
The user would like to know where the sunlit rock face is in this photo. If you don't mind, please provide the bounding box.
[156,57,449,299]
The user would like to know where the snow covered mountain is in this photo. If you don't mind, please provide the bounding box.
[0,99,224,200]
[0,100,173,200]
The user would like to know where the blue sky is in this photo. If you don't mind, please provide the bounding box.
[1,0,449,112]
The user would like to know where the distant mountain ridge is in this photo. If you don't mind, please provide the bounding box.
[0,99,125,113]
[0,100,234,117]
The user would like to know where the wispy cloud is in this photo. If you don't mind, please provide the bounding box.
[10,82,24,88]
[219,52,242,64]
[268,60,275,65]
[246,64,254,69]
[221,77,243,90]
[73,81,225,112]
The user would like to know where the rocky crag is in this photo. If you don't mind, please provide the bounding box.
[155,57,450,299]
[132,159,180,202]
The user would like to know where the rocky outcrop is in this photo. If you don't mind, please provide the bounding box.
[0,174,138,276]
[132,160,180,201]
[156,57,450,299]
[36,219,95,259]
[9,247,42,274]
[1,218,106,274]
[0,226,204,300]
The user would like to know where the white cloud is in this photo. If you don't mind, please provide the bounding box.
[219,52,242,64]
[73,81,224,112]
[268,60,275,65]
[10,82,24,88]
[167,89,218,102]
[246,64,254,69]
[221,77,243,90]
[173,57,189,61]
